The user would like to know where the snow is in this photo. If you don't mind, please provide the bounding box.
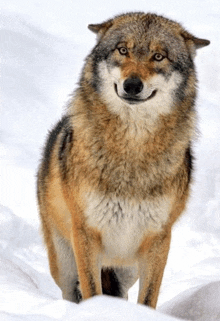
[160,281,220,320]
[1,0,220,320]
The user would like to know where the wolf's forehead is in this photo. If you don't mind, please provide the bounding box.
[113,22,179,48]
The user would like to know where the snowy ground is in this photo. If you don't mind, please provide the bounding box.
[1,0,220,320]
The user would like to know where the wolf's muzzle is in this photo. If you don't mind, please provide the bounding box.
[114,76,157,105]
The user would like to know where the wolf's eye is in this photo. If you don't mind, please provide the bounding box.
[118,47,128,55]
[153,53,164,61]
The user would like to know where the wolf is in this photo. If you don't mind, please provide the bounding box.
[37,12,210,308]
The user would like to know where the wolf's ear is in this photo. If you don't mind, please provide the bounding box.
[181,31,210,58]
[191,37,210,49]
[88,20,113,40]
[181,31,210,49]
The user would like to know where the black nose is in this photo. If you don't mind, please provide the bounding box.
[123,77,144,96]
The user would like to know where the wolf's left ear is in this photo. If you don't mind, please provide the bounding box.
[88,20,113,40]
[191,37,210,49]
[181,31,210,58]
[181,31,210,49]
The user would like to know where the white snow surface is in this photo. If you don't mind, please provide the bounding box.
[1,0,220,320]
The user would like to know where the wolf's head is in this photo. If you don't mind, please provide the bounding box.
[81,13,209,122]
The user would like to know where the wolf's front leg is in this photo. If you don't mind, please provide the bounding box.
[62,184,103,300]
[70,223,102,300]
[137,230,171,308]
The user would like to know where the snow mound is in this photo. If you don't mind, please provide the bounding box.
[1,296,183,321]
[160,281,220,321]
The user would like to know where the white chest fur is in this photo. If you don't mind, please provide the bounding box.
[84,192,172,265]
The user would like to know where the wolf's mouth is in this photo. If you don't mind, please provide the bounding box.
[114,83,157,105]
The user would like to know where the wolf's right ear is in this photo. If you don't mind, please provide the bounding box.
[192,37,210,49]
[181,31,210,58]
[181,31,210,50]
[88,20,113,40]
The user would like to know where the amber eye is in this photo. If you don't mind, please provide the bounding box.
[153,53,164,61]
[118,47,128,55]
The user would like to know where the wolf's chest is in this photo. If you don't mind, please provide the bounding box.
[84,193,171,262]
